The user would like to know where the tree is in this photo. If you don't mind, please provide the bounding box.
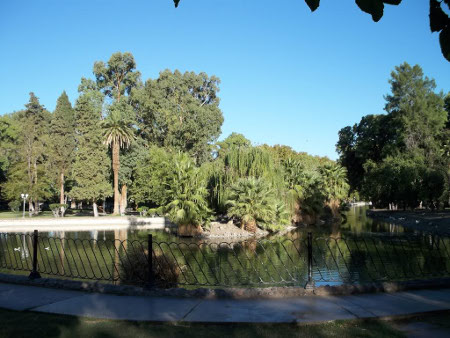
[70,94,112,217]
[226,177,279,233]
[174,0,450,62]
[385,63,447,164]
[135,69,224,163]
[161,152,212,237]
[318,163,350,217]
[130,146,174,208]
[0,115,20,204]
[94,52,141,214]
[336,114,398,192]
[4,93,52,214]
[49,91,76,216]
[216,132,251,157]
[102,101,136,215]
[93,52,141,103]
[338,63,448,208]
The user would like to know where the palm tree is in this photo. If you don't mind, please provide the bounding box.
[226,177,277,233]
[102,108,135,215]
[162,153,212,236]
[319,163,350,217]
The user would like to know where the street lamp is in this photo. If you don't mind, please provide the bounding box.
[20,193,28,218]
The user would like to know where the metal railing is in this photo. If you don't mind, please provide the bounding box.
[0,230,449,288]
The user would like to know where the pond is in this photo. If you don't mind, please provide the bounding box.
[0,206,449,288]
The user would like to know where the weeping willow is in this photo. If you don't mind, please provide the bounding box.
[204,147,286,211]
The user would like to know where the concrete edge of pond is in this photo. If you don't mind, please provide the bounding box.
[0,216,176,232]
[0,272,449,299]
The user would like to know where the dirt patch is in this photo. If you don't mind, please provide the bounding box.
[202,221,269,239]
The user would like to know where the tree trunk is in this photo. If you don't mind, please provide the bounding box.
[60,171,65,217]
[120,185,127,215]
[28,200,34,217]
[93,201,99,217]
[112,141,120,215]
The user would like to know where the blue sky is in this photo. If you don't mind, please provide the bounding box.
[1,0,449,159]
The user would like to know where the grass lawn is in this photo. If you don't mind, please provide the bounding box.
[3,308,450,338]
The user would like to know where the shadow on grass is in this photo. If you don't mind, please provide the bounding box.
[0,307,410,338]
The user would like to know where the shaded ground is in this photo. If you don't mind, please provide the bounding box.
[367,209,450,235]
[1,308,450,338]
[0,307,408,338]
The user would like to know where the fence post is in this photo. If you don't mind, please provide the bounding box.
[28,230,41,280]
[305,232,315,290]
[147,234,154,288]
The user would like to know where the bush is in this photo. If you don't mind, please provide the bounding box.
[8,200,21,212]
[137,206,149,217]
[120,246,180,288]
[49,203,68,217]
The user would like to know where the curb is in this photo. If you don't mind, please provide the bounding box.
[0,273,449,299]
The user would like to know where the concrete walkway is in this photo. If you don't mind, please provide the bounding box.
[0,282,449,323]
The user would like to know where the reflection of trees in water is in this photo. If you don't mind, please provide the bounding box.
[1,212,449,286]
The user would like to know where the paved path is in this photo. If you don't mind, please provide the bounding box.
[0,283,449,323]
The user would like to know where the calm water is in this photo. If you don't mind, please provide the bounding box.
[1,206,448,287]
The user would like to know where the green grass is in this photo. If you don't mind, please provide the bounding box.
[0,307,421,338]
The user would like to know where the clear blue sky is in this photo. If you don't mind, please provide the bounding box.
[1,0,449,159]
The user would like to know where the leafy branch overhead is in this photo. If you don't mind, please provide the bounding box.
[172,0,450,62]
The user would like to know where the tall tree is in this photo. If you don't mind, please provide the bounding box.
[0,115,20,204]
[49,91,76,215]
[135,69,223,163]
[385,62,447,164]
[70,94,112,217]
[93,52,141,103]
[94,52,141,215]
[102,101,136,215]
[4,93,52,214]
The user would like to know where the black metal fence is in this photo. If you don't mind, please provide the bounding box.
[0,230,449,288]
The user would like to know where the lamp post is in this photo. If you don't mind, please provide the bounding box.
[20,193,28,218]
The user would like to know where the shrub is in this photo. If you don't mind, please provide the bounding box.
[49,203,68,217]
[137,206,149,217]
[120,246,180,288]
[226,177,281,233]
[8,200,21,212]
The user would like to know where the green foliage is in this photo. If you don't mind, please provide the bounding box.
[216,132,251,157]
[49,91,76,202]
[226,177,286,232]
[7,200,20,212]
[2,93,52,207]
[161,153,212,228]
[338,63,448,209]
[102,102,136,149]
[93,51,141,102]
[319,163,350,202]
[49,203,68,217]
[135,69,223,163]
[70,94,112,203]
[136,206,149,217]
[130,146,174,207]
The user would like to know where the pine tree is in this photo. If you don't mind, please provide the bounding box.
[49,91,76,215]
[6,93,52,214]
[70,94,112,217]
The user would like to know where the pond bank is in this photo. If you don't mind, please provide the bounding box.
[0,216,175,232]
[367,209,450,235]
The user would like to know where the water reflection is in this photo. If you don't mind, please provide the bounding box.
[1,206,448,287]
